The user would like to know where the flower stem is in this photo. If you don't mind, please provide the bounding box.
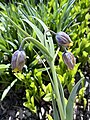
[45,29,57,35]
[50,61,65,120]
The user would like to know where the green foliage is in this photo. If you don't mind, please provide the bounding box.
[1,79,17,101]
[66,78,84,120]
[0,0,89,120]
[77,87,87,110]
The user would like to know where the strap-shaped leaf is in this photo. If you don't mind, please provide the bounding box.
[0,44,7,52]
[1,79,17,101]
[23,18,44,45]
[66,77,84,120]
[33,17,55,57]
[58,0,76,31]
[52,94,60,120]
[24,37,53,61]
[0,2,5,10]
[0,64,10,71]
[58,78,66,118]
[0,12,53,61]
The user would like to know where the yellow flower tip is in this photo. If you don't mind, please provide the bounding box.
[68,42,73,49]
[12,68,21,73]
[69,42,73,47]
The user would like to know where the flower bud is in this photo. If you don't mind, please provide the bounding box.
[62,52,76,70]
[56,32,73,47]
[11,50,26,72]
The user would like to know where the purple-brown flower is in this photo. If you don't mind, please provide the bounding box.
[62,51,76,70]
[11,50,26,72]
[56,32,73,48]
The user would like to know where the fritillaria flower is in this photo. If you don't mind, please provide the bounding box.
[56,32,73,48]
[11,50,26,72]
[62,51,76,70]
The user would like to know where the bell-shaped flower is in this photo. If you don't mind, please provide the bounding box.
[11,50,26,72]
[62,51,76,70]
[56,32,73,48]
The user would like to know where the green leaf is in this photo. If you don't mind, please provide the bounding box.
[58,77,66,117]
[66,77,84,120]
[14,73,25,81]
[0,12,30,37]
[0,38,6,46]
[1,79,17,101]
[33,17,55,57]
[23,37,53,61]
[52,95,60,120]
[0,13,53,61]
[58,0,76,31]
[23,18,44,45]
[82,51,88,57]
[43,93,52,101]
[0,44,7,52]
[0,64,10,71]
[6,40,17,49]
[0,2,6,10]
[47,114,53,120]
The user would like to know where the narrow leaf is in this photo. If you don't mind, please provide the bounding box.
[23,18,44,45]
[0,44,7,52]
[0,13,53,61]
[0,2,6,10]
[52,94,60,120]
[6,40,17,49]
[1,79,17,101]
[58,0,76,31]
[58,78,66,117]
[33,17,55,57]
[0,64,10,71]
[66,77,84,120]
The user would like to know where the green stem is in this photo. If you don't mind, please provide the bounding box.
[45,29,57,35]
[50,61,65,120]
[53,47,60,62]
[19,37,53,61]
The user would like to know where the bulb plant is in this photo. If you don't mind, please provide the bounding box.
[4,15,82,120]
[1,13,84,120]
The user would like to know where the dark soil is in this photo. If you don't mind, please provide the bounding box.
[0,84,90,120]
[0,63,90,120]
[0,88,53,120]
[0,89,38,120]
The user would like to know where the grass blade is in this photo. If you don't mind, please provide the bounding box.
[1,79,17,101]
[32,17,55,57]
[66,77,84,120]
[23,18,44,45]
[0,12,53,61]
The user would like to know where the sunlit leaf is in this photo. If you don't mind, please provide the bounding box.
[43,93,52,101]
[0,64,10,71]
[66,77,84,120]
[1,79,17,101]
[23,18,44,45]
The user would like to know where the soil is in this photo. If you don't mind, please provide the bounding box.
[0,84,90,120]
[0,88,52,120]
[0,63,90,120]
[0,89,38,120]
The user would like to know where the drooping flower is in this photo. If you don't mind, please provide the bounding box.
[62,51,76,70]
[11,50,26,72]
[56,32,73,48]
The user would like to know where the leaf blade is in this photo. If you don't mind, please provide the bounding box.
[1,79,17,101]
[23,18,44,45]
[66,77,84,120]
